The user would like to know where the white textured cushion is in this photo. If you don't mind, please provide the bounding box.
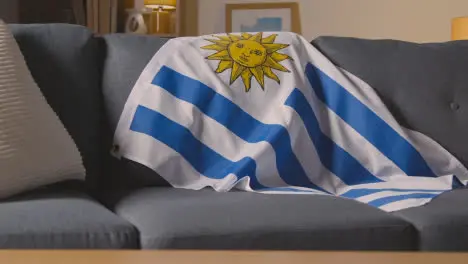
[0,20,85,198]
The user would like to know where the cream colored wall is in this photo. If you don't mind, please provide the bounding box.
[198,0,468,42]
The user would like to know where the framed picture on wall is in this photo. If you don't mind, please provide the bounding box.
[225,2,301,34]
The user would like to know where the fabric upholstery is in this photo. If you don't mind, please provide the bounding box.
[311,37,468,168]
[9,24,104,191]
[394,188,468,251]
[100,34,170,190]
[0,182,138,249]
[113,187,416,250]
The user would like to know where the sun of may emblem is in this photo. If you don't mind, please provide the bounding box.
[201,32,291,92]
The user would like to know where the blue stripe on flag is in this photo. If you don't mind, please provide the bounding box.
[151,66,325,192]
[285,88,382,185]
[130,105,265,189]
[341,188,444,199]
[368,193,439,207]
[305,63,435,177]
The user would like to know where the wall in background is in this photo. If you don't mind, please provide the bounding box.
[198,0,468,42]
[0,1,19,23]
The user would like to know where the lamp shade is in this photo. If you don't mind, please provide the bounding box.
[145,0,177,7]
[452,17,468,40]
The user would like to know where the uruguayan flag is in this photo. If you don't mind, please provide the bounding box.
[113,32,468,212]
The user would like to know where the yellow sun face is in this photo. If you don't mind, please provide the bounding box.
[201,32,291,92]
[228,40,267,68]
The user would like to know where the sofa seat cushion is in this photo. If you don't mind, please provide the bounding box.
[112,187,416,250]
[394,188,468,251]
[0,184,138,249]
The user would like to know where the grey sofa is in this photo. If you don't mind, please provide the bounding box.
[4,23,468,251]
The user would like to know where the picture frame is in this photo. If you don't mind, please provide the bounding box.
[225,2,301,34]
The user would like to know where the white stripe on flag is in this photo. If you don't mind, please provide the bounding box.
[337,174,454,196]
[380,198,434,212]
[284,106,347,193]
[159,47,345,192]
[304,43,468,181]
[404,128,468,182]
[302,76,407,180]
[138,84,289,189]
[122,130,235,191]
[355,190,441,204]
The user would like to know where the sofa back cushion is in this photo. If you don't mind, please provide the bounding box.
[9,24,104,190]
[312,37,468,167]
[101,34,170,189]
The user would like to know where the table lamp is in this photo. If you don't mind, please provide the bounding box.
[145,0,177,10]
[145,0,177,34]
[452,17,468,40]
